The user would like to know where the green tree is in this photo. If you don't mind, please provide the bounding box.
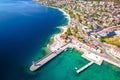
[66,28,72,36]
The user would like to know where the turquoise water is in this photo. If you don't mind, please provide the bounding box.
[0,0,68,80]
[0,0,120,80]
[30,49,120,80]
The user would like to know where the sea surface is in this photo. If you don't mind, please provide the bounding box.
[0,0,120,80]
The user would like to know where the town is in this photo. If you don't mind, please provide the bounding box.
[30,0,120,72]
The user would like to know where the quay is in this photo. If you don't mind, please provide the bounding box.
[82,52,103,65]
[76,61,94,74]
[30,43,69,71]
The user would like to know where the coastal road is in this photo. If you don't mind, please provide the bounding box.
[81,44,120,67]
[77,22,120,67]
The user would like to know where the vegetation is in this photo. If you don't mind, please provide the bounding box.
[93,13,100,18]
[88,25,94,30]
[76,14,82,23]
[87,0,120,5]
[49,38,53,45]
[100,37,105,42]
[81,39,86,43]
[100,36,120,48]
[84,21,88,26]
[104,26,108,28]
[68,11,76,19]
[100,49,102,53]
[82,30,86,35]
[73,26,78,34]
[97,20,104,25]
[65,28,72,36]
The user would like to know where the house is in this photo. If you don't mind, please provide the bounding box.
[105,29,116,37]
[86,31,92,36]
[93,25,103,32]
[111,47,120,58]
[98,29,116,37]
[61,34,67,39]
[84,43,100,52]
[115,30,120,36]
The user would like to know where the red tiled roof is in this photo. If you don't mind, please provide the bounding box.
[85,43,97,49]
[61,34,67,39]
[114,47,120,52]
[104,29,113,33]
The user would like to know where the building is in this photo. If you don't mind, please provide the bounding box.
[61,34,67,39]
[98,29,116,37]
[84,43,100,52]
[93,25,103,32]
[111,47,120,58]
[115,30,120,36]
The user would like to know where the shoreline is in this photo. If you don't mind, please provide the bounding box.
[32,0,70,25]
[41,7,71,52]
[57,8,71,25]
[32,0,71,52]
[47,27,68,52]
[31,0,120,71]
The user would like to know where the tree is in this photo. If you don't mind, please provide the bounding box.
[66,28,72,36]
[100,37,105,42]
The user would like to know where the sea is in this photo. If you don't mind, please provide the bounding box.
[0,0,120,80]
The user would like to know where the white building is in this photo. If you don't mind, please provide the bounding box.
[111,47,120,58]
[115,30,120,36]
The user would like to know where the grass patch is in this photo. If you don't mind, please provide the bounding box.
[103,36,120,48]
[49,37,54,45]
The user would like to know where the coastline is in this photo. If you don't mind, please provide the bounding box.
[47,27,68,52]
[42,7,71,52]
[1,0,120,80]
[32,0,71,50]
[31,0,120,71]
[46,8,70,52]
[32,0,70,25]
[57,8,71,25]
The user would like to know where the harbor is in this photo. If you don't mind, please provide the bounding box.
[82,52,103,65]
[30,48,120,80]
[76,61,94,74]
[76,52,103,74]
[30,43,69,71]
[30,41,104,73]
[30,41,120,73]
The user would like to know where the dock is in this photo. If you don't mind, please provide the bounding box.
[82,52,103,65]
[30,43,69,71]
[76,61,94,74]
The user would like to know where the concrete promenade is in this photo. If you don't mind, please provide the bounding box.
[82,52,103,65]
[30,43,69,71]
[76,61,94,74]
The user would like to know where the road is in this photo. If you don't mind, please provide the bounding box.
[72,8,120,67]
[77,21,120,67]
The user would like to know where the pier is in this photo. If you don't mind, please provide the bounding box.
[82,52,103,65]
[30,43,69,71]
[76,61,94,74]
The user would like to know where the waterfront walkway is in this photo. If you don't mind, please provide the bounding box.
[30,43,69,71]
[76,61,94,74]
[82,52,103,65]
